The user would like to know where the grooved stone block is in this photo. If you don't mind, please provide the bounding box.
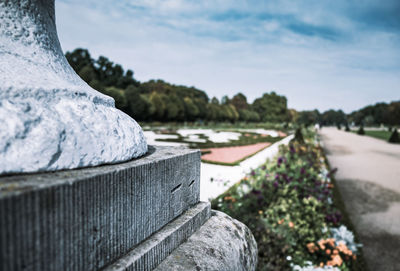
[0,146,201,271]
[104,202,211,271]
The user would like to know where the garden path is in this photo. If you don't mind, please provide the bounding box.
[320,127,400,271]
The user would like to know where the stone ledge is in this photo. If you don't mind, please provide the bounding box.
[0,146,199,196]
[104,202,211,271]
[0,146,201,271]
[154,210,258,271]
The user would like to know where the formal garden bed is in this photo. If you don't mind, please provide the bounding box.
[212,129,367,271]
[144,127,286,149]
[201,142,272,166]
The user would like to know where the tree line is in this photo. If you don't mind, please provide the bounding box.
[66,48,289,123]
[296,101,400,127]
[66,48,399,126]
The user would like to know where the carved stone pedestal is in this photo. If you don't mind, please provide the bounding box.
[0,147,257,271]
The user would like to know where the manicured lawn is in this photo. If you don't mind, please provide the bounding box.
[352,130,391,141]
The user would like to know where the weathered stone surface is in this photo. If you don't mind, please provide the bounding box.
[104,202,211,271]
[154,210,258,271]
[0,0,147,175]
[0,146,200,271]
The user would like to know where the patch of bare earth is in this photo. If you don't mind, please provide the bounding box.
[201,142,271,164]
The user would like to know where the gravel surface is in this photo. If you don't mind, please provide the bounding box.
[320,127,400,271]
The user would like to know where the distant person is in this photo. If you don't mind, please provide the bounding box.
[315,123,320,130]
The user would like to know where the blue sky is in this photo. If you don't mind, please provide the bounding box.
[56,0,400,112]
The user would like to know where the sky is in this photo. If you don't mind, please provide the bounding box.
[56,0,400,113]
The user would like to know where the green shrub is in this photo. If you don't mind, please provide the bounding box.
[294,128,304,143]
[388,129,400,143]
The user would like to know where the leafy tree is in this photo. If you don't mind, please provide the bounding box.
[348,101,400,126]
[288,109,299,124]
[206,103,220,121]
[183,97,199,120]
[79,65,96,83]
[252,92,288,122]
[211,97,220,105]
[66,48,93,74]
[149,92,166,120]
[321,110,346,126]
[117,70,140,89]
[194,98,208,120]
[125,85,149,120]
[102,87,127,109]
[297,110,320,127]
[231,93,248,111]
[221,95,230,105]
[164,94,185,121]
[89,79,105,92]
[385,102,400,127]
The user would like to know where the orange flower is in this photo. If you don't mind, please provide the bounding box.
[307,243,316,253]
[318,240,326,250]
[278,218,285,225]
[327,238,335,247]
[258,210,263,215]
[333,249,339,255]
[329,255,343,266]
[289,221,294,228]
[326,249,331,255]
[337,242,352,255]
[319,262,324,267]
[352,255,357,260]
[224,196,236,202]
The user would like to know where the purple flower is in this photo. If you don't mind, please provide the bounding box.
[261,165,266,170]
[300,167,305,175]
[325,214,332,222]
[290,145,296,154]
[252,189,261,195]
[251,170,256,176]
[273,181,279,188]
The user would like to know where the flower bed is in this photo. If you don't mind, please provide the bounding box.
[212,129,366,271]
[201,142,271,165]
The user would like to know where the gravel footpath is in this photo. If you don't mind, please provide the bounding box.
[320,127,400,271]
